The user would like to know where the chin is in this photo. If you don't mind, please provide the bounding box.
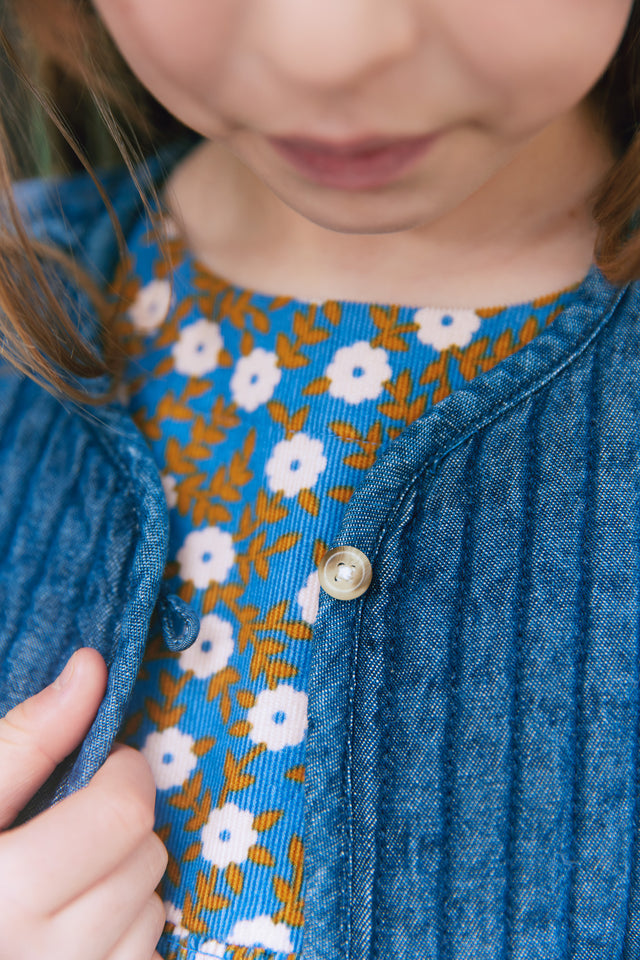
[275,186,432,236]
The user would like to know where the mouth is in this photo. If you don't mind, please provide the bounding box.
[266,133,439,190]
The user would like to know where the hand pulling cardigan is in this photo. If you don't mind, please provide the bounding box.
[2,147,640,959]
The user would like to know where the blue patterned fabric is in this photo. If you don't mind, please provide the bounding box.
[113,211,581,959]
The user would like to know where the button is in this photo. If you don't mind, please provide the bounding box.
[318,546,372,600]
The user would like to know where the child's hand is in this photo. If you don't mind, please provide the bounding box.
[0,648,168,960]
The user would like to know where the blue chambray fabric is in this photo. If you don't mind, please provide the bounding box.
[0,149,640,958]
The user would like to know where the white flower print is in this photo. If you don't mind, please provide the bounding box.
[325,340,392,404]
[265,433,327,497]
[230,348,282,412]
[161,473,178,509]
[247,685,308,751]
[179,614,234,679]
[413,307,481,351]
[297,570,321,625]
[228,915,294,953]
[142,728,198,790]
[198,941,227,959]
[201,802,258,867]
[177,527,236,588]
[172,318,223,377]
[164,901,190,940]
[129,279,172,333]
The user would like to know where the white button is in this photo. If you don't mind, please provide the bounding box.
[318,546,372,600]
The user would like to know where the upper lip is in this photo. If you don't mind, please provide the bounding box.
[268,133,433,155]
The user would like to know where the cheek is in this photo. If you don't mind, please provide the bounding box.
[93,0,238,115]
[436,0,633,134]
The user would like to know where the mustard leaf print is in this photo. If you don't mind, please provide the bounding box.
[253,809,284,832]
[165,435,198,473]
[298,489,320,516]
[302,376,331,397]
[144,670,189,732]
[218,288,259,330]
[322,300,342,326]
[207,665,242,724]
[313,539,329,567]
[450,336,493,382]
[119,709,143,742]
[419,350,454,404]
[193,736,217,757]
[156,824,181,890]
[236,689,257,710]
[274,304,330,369]
[378,370,427,426]
[250,639,298,690]
[276,331,309,369]
[285,764,305,785]
[266,399,310,437]
[240,329,254,357]
[229,720,253,738]
[329,420,384,471]
[268,295,293,313]
[218,745,266,806]
[272,835,305,928]
[256,599,313,641]
[248,844,276,868]
[183,841,202,863]
[225,863,245,896]
[370,305,418,352]
[328,485,355,503]
[184,873,230,930]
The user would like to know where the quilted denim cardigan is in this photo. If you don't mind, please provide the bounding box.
[2,150,640,960]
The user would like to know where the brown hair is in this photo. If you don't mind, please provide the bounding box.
[1,0,640,401]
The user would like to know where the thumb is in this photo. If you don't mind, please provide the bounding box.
[0,648,108,829]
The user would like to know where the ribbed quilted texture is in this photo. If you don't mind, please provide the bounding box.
[304,268,640,958]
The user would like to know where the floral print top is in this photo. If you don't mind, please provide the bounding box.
[112,210,582,960]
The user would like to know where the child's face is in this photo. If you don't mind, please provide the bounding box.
[94,0,633,235]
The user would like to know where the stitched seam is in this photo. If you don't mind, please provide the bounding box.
[503,393,539,960]
[564,333,600,956]
[344,598,366,960]
[622,466,640,957]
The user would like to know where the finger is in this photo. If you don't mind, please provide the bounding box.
[52,845,167,960]
[0,648,108,828]
[104,895,167,960]
[3,744,158,914]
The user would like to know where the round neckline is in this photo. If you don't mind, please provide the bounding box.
[149,206,586,318]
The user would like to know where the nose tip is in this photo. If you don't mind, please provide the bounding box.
[247,0,418,89]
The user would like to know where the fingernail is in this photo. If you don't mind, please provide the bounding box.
[54,652,78,691]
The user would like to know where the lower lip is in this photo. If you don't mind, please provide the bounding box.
[268,135,438,190]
